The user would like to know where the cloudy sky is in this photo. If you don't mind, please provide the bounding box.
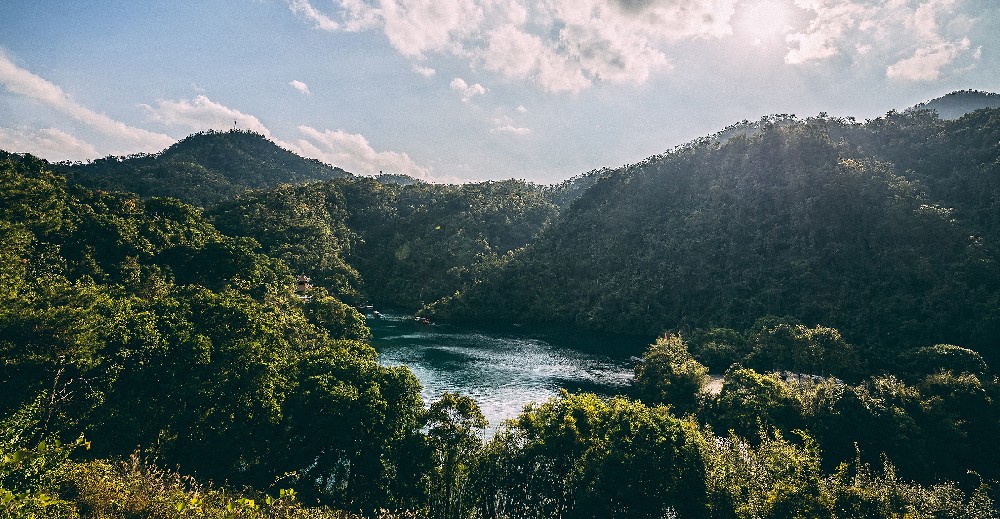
[1,0,998,183]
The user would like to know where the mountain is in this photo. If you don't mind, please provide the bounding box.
[429,109,1000,363]
[0,150,423,507]
[63,130,351,207]
[4,116,1000,519]
[209,177,558,308]
[908,89,1000,120]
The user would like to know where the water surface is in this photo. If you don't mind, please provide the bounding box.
[370,313,650,429]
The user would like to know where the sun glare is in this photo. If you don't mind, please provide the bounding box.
[737,0,792,42]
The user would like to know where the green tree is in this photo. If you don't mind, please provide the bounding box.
[900,344,990,378]
[700,429,830,519]
[749,318,861,380]
[469,392,708,519]
[280,344,424,512]
[688,327,750,372]
[423,393,487,519]
[708,368,804,441]
[634,334,709,414]
[802,376,927,478]
[0,395,87,518]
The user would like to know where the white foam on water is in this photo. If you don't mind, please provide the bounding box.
[371,313,641,434]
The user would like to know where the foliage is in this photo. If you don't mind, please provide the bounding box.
[422,393,487,519]
[707,368,805,442]
[686,327,750,373]
[338,177,558,310]
[58,454,347,519]
[0,397,86,518]
[824,456,999,519]
[209,183,363,303]
[468,392,709,519]
[435,111,1000,364]
[208,176,558,311]
[64,130,351,207]
[747,317,862,381]
[633,334,709,414]
[899,344,990,378]
[0,153,426,513]
[280,345,424,511]
[699,429,830,519]
[5,106,1000,518]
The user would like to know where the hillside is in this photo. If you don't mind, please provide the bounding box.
[0,150,424,512]
[429,109,1000,363]
[3,122,1000,518]
[909,90,1000,120]
[64,130,351,207]
[209,176,558,308]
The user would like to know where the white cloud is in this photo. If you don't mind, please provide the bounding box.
[886,37,972,81]
[490,114,530,135]
[291,125,432,179]
[379,0,485,57]
[491,124,530,135]
[286,0,737,92]
[288,0,341,30]
[450,77,487,102]
[0,127,99,161]
[138,95,437,181]
[784,0,864,64]
[786,0,982,79]
[0,57,436,179]
[142,95,272,137]
[0,52,174,153]
[516,105,527,113]
[290,80,311,95]
[412,64,436,77]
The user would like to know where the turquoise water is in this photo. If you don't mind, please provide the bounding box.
[369,313,650,429]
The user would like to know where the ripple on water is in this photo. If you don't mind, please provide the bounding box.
[372,314,644,432]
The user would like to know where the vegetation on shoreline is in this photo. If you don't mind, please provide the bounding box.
[5,98,1000,517]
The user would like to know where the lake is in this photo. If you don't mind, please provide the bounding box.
[369,312,651,430]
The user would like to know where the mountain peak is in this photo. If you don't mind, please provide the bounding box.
[158,129,349,182]
[909,89,1000,120]
[67,129,351,207]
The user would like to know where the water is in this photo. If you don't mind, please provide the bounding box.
[369,312,650,430]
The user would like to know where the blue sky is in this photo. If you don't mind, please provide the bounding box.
[1,0,998,183]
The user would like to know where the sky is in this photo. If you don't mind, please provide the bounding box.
[1,0,998,183]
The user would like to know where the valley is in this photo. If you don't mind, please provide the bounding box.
[2,92,1000,518]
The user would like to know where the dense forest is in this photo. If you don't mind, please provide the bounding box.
[909,90,1000,120]
[3,93,1000,518]
[431,107,1000,367]
[208,177,557,309]
[62,130,351,208]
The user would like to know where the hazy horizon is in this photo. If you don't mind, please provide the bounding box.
[2,0,999,183]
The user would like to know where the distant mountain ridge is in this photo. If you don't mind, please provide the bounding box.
[63,130,351,207]
[908,89,1000,119]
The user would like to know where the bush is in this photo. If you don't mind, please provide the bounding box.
[634,334,709,414]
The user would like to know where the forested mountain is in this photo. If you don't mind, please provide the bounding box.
[209,177,558,308]
[3,99,1000,517]
[430,108,1000,365]
[909,90,1000,120]
[55,129,558,309]
[63,130,351,207]
[47,103,1000,367]
[0,151,437,515]
[542,167,614,208]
